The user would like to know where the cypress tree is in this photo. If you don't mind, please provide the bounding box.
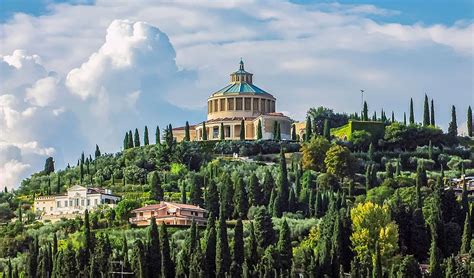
[189,175,203,206]
[323,119,330,141]
[134,128,140,147]
[124,132,129,149]
[467,106,472,137]
[248,173,263,207]
[202,122,208,141]
[133,239,147,278]
[373,242,382,278]
[305,116,312,141]
[448,105,458,138]
[247,221,259,268]
[128,130,133,148]
[27,236,39,277]
[95,144,101,158]
[160,223,175,278]
[275,122,281,141]
[155,125,161,145]
[220,122,225,141]
[180,181,187,204]
[143,126,149,146]
[184,121,190,141]
[430,99,435,126]
[254,206,275,250]
[122,235,129,271]
[262,169,274,206]
[423,94,430,126]
[409,98,415,125]
[429,233,442,278]
[240,119,245,140]
[147,217,161,277]
[205,215,217,278]
[403,112,407,125]
[84,209,93,264]
[216,205,231,277]
[368,143,374,161]
[363,101,368,121]
[233,218,245,271]
[257,119,263,140]
[277,219,292,272]
[273,149,289,217]
[205,178,219,218]
[460,212,472,254]
[150,171,164,201]
[56,174,61,194]
[233,177,249,219]
[291,124,297,140]
[391,111,395,122]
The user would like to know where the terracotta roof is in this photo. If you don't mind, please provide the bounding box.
[205,117,256,123]
[164,202,207,212]
[172,125,196,131]
[132,202,207,213]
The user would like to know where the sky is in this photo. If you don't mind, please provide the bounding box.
[0,0,473,189]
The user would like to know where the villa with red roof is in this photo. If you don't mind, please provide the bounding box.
[129,202,207,226]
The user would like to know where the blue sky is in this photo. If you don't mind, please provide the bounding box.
[0,0,472,189]
[2,0,473,24]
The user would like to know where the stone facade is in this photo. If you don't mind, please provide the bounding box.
[129,202,207,226]
[34,185,121,221]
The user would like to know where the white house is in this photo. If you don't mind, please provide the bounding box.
[34,185,121,221]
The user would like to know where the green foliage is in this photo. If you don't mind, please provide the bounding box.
[301,136,330,172]
[324,144,357,179]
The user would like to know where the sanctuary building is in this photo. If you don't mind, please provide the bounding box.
[173,60,294,141]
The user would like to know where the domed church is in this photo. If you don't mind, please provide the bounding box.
[173,60,293,141]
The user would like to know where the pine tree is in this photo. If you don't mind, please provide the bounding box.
[409,98,415,125]
[467,106,472,137]
[430,99,435,126]
[202,122,208,141]
[305,116,313,141]
[323,119,331,141]
[150,171,164,201]
[155,125,161,145]
[233,177,249,219]
[448,105,458,138]
[184,121,190,141]
[220,122,225,141]
[233,218,245,274]
[147,218,161,277]
[277,219,292,272]
[205,179,219,218]
[423,94,430,126]
[160,223,175,278]
[216,205,231,277]
[257,119,263,140]
[363,101,368,121]
[205,215,217,278]
[460,212,472,254]
[240,119,245,140]
[134,128,140,147]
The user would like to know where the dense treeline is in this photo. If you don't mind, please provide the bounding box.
[0,101,473,277]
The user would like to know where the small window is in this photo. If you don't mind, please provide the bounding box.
[81,199,84,206]
[253,98,259,111]
[65,201,68,207]
[57,201,61,208]
[220,99,225,111]
[260,99,266,112]
[139,212,143,216]
[87,199,90,206]
[214,100,218,112]
[94,199,98,205]
[244,98,251,110]
[227,98,234,110]
[236,98,243,110]
[151,211,155,216]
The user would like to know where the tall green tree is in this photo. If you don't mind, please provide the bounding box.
[124,132,129,149]
[448,105,458,138]
[144,126,149,145]
[95,144,101,158]
[180,181,187,204]
[205,215,217,278]
[467,106,472,137]
[184,121,190,141]
[134,128,140,147]
[248,173,263,207]
[240,119,245,140]
[423,94,430,126]
[216,205,231,277]
[202,122,208,141]
[247,221,259,269]
[363,101,369,121]
[305,116,312,141]
[150,171,164,201]
[160,223,175,278]
[147,217,161,277]
[56,174,61,194]
[155,125,161,145]
[205,178,219,218]
[430,99,435,126]
[257,119,263,140]
[220,122,225,141]
[189,175,203,206]
[429,233,442,278]
[277,219,292,272]
[291,124,297,140]
[43,157,54,175]
[254,206,275,251]
[460,212,472,254]
[275,122,281,141]
[233,177,249,219]
[323,119,330,140]
[128,130,133,148]
[232,218,245,275]
[372,242,382,278]
[409,98,415,125]
[273,149,289,216]
[403,112,407,126]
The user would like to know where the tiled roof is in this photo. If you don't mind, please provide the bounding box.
[212,83,272,97]
[132,202,207,213]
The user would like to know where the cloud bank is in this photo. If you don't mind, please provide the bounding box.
[0,0,472,189]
